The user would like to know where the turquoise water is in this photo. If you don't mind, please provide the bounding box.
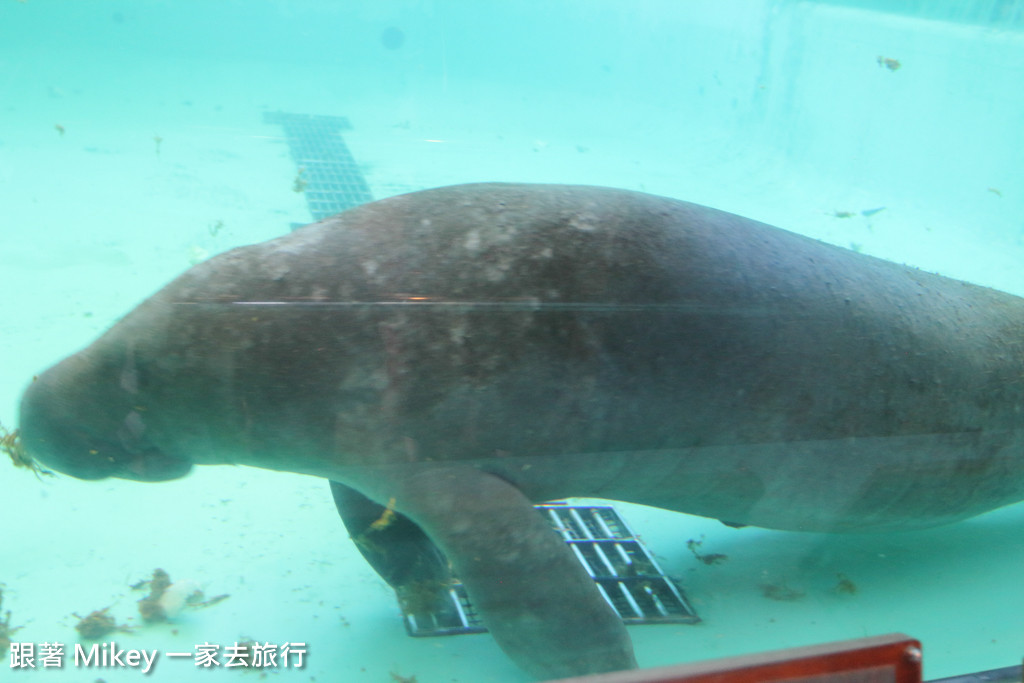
[2,1,1023,681]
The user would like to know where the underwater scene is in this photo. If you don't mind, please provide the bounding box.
[2,1,1023,681]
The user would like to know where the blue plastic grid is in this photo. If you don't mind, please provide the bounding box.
[262,111,374,221]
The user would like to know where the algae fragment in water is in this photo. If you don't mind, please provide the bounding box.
[73,607,133,639]
[686,536,728,565]
[835,573,858,595]
[293,167,308,193]
[0,586,24,653]
[134,568,228,622]
[136,568,174,622]
[760,582,805,601]
[876,55,901,71]
[1,418,52,479]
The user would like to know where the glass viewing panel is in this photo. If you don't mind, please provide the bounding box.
[1,2,1022,682]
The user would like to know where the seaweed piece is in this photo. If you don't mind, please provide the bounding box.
[135,568,227,621]
[1,419,52,479]
[686,536,728,565]
[760,582,805,601]
[137,569,173,622]
[292,167,308,193]
[876,56,901,71]
[73,607,133,640]
[0,586,24,653]
[835,573,858,595]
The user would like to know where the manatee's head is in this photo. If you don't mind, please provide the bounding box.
[18,351,193,482]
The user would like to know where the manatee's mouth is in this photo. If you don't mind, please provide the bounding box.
[97,441,194,482]
[20,392,193,482]
[23,423,193,482]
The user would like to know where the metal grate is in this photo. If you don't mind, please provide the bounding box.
[400,503,700,637]
[262,111,374,221]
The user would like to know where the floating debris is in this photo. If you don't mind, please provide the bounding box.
[760,582,806,602]
[828,208,885,219]
[1,418,52,479]
[73,607,133,640]
[137,569,173,622]
[835,573,858,595]
[292,167,308,193]
[0,586,23,653]
[686,536,728,565]
[135,569,228,622]
[877,56,901,71]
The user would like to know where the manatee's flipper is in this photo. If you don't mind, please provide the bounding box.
[329,480,450,588]
[388,466,637,679]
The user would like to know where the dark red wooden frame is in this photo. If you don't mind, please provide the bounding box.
[546,633,922,683]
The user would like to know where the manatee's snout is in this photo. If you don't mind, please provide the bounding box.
[19,361,192,482]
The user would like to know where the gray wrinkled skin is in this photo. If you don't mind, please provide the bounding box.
[19,183,1024,679]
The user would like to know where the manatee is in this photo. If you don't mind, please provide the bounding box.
[19,183,1024,679]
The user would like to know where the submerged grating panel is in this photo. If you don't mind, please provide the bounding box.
[263,111,374,221]
[399,503,700,637]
